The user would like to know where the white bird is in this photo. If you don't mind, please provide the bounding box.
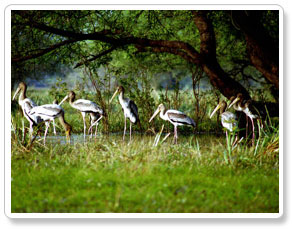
[210,100,238,145]
[12,82,37,137]
[228,93,258,144]
[59,91,103,140]
[149,104,195,144]
[110,86,140,141]
[27,104,72,144]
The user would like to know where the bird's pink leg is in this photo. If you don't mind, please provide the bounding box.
[52,119,57,135]
[176,126,178,144]
[44,122,50,145]
[251,117,255,145]
[90,118,93,139]
[81,112,86,140]
[22,119,25,141]
[174,125,178,144]
[130,122,132,141]
[172,126,176,144]
[29,121,34,136]
[246,115,249,138]
[95,124,98,138]
[123,115,127,141]
[232,134,238,147]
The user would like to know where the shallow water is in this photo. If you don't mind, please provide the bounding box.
[40,131,221,145]
[40,134,101,145]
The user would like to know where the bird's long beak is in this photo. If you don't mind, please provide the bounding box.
[59,95,69,106]
[12,87,20,101]
[210,104,221,118]
[109,89,119,103]
[228,97,239,109]
[149,107,160,123]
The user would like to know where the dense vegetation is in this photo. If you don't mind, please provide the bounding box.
[11,10,279,100]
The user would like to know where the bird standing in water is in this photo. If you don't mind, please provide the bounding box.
[12,82,37,137]
[149,103,195,144]
[110,86,140,141]
[59,91,103,140]
[228,93,258,145]
[210,100,238,146]
[27,103,72,144]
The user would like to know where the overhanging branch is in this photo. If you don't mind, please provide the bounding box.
[74,46,118,69]
[12,39,79,63]
[16,21,201,64]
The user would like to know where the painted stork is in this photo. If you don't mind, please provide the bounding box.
[210,100,238,145]
[109,86,140,141]
[149,104,195,144]
[27,104,72,144]
[59,91,104,139]
[228,93,258,144]
[12,82,37,136]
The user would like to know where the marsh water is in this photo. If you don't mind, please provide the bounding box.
[38,131,222,145]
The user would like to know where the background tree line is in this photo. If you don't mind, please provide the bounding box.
[11,10,279,115]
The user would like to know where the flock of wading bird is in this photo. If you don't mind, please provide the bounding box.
[12,82,276,146]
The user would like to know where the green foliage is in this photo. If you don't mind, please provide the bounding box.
[11,10,279,97]
[48,78,69,102]
[11,132,279,213]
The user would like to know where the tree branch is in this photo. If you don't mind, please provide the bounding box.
[20,21,201,64]
[11,39,79,63]
[74,46,118,69]
[136,45,200,65]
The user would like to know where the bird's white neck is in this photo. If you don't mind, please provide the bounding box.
[118,91,125,103]
[159,109,168,121]
[18,89,26,103]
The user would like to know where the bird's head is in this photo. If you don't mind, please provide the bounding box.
[68,91,76,98]
[117,86,124,93]
[244,99,252,108]
[158,103,166,111]
[12,82,27,101]
[210,101,227,118]
[149,103,165,123]
[110,86,124,103]
[228,93,243,109]
[18,82,26,90]
[229,95,236,102]
[59,91,75,106]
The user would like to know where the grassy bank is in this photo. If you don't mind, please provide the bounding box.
[11,134,279,213]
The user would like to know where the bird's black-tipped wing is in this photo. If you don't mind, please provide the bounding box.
[167,110,196,127]
[73,99,103,114]
[129,100,139,123]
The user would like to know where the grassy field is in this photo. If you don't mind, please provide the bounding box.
[11,133,279,213]
[11,88,279,213]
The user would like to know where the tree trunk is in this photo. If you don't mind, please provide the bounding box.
[192,11,251,100]
[231,11,279,90]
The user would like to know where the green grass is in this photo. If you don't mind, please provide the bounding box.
[11,134,279,213]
